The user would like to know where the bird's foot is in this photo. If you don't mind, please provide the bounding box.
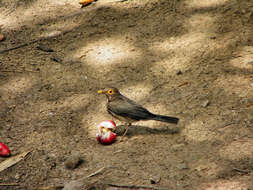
[118,136,128,142]
[122,128,129,137]
[118,124,131,142]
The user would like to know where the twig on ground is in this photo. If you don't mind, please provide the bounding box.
[0,39,38,54]
[210,122,237,132]
[0,28,73,54]
[116,0,128,2]
[0,151,30,172]
[113,150,123,154]
[0,183,19,186]
[107,183,166,190]
[217,122,237,130]
[86,167,105,178]
[232,168,250,174]
[1,69,39,73]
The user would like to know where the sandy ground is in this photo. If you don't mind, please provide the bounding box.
[0,0,253,189]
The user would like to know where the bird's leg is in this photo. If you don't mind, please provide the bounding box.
[122,123,131,137]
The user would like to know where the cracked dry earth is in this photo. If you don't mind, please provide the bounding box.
[0,0,253,189]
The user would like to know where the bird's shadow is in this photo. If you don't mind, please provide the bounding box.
[115,124,181,137]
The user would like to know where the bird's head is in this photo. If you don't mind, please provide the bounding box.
[97,87,120,101]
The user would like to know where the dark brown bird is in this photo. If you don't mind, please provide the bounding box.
[98,87,179,135]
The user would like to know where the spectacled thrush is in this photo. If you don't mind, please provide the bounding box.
[98,87,179,135]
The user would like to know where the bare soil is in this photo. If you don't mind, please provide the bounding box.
[0,0,253,189]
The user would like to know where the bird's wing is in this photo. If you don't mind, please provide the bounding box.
[107,96,154,121]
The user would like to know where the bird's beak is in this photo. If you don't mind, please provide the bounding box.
[97,90,105,94]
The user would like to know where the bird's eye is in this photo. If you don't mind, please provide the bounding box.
[108,89,114,94]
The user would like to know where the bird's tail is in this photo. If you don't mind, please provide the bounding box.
[152,114,179,124]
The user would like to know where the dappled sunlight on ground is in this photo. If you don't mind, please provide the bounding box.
[182,120,217,142]
[201,179,248,190]
[120,84,154,102]
[229,46,253,69]
[219,140,253,161]
[186,0,229,9]
[81,100,109,138]
[149,28,217,71]
[192,161,222,178]
[214,75,253,98]
[75,37,142,66]
[156,33,207,51]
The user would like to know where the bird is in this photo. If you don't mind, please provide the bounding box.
[98,87,179,136]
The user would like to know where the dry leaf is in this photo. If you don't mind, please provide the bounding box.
[0,34,5,41]
[178,81,190,87]
[0,151,30,172]
[79,0,96,7]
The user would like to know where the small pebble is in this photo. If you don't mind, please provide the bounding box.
[171,143,185,151]
[65,154,82,169]
[0,34,5,41]
[150,179,156,184]
[37,44,54,52]
[176,70,183,75]
[201,100,210,107]
[15,173,21,180]
[63,179,86,190]
[149,176,160,184]
[51,56,63,63]
[176,163,189,170]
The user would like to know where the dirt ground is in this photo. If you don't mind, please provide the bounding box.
[0,0,253,189]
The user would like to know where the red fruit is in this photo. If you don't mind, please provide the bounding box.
[98,120,116,130]
[0,142,11,157]
[96,132,116,145]
[96,120,117,145]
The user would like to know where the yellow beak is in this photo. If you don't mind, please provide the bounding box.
[97,90,105,94]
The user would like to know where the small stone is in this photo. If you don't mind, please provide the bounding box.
[51,55,63,63]
[65,154,82,169]
[171,143,185,151]
[176,70,183,75]
[195,164,208,172]
[176,163,189,170]
[0,34,5,41]
[15,173,21,180]
[201,100,210,107]
[63,180,106,190]
[149,176,161,184]
[63,179,84,190]
[37,44,54,52]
